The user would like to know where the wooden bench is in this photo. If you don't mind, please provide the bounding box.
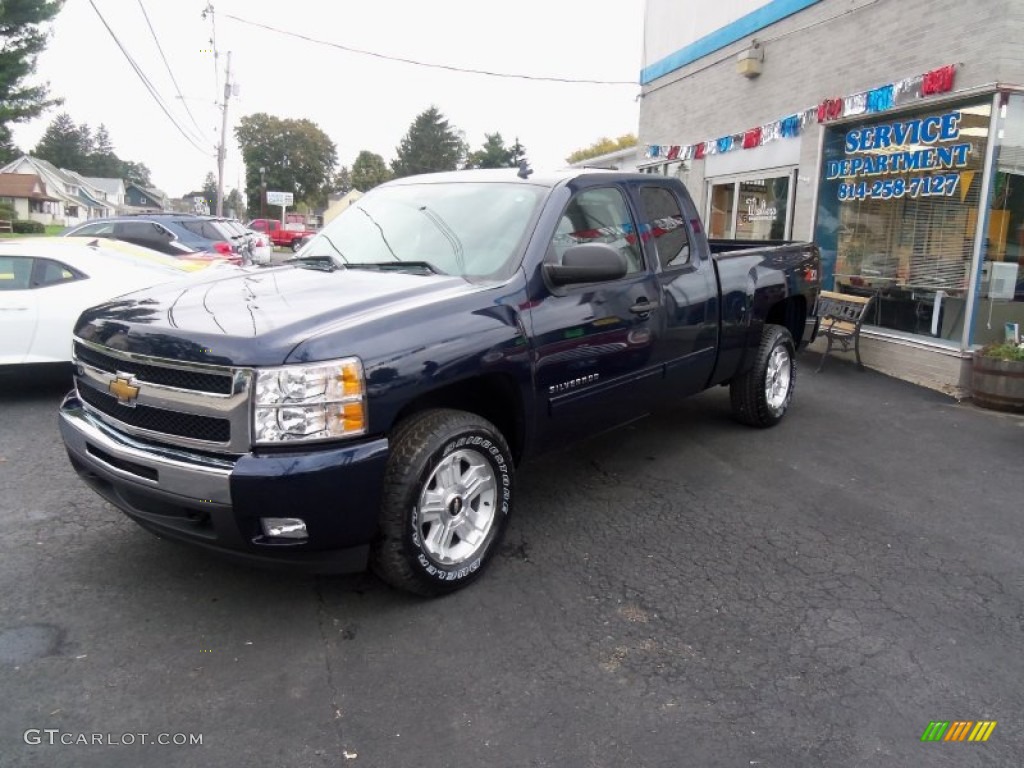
[814,290,875,372]
[0,220,12,233]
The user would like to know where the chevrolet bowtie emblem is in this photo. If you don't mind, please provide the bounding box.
[108,373,141,406]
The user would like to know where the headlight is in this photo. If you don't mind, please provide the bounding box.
[253,358,366,444]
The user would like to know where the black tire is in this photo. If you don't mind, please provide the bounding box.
[730,324,796,428]
[372,409,514,596]
[291,237,306,252]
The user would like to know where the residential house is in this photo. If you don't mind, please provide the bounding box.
[82,176,126,210]
[124,182,168,212]
[0,156,114,225]
[0,173,61,224]
[322,189,364,225]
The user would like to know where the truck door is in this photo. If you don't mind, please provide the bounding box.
[528,184,666,447]
[635,182,719,398]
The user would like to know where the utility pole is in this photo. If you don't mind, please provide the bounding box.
[216,50,232,217]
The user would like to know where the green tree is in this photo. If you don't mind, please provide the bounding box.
[200,172,217,212]
[350,151,391,192]
[33,112,86,169]
[235,113,337,217]
[0,1,64,143]
[391,107,466,178]
[510,137,527,166]
[467,132,516,169]
[225,188,244,218]
[332,165,353,195]
[0,126,21,165]
[121,160,152,188]
[565,133,637,164]
[87,123,121,177]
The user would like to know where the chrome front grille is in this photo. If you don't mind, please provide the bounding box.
[72,338,252,454]
[73,342,233,394]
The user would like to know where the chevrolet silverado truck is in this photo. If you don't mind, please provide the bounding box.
[59,169,820,596]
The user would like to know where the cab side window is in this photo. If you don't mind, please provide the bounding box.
[640,186,691,269]
[549,187,642,274]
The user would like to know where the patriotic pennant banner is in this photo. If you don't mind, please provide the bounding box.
[644,64,957,162]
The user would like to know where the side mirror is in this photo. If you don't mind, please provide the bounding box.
[543,243,628,286]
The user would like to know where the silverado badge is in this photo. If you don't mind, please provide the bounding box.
[108,373,140,406]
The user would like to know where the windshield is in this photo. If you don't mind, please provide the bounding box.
[298,182,546,278]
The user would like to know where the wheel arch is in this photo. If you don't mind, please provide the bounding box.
[764,295,807,346]
[391,373,526,465]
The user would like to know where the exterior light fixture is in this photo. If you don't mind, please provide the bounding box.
[737,42,764,78]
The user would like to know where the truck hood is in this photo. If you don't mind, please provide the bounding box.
[75,264,481,366]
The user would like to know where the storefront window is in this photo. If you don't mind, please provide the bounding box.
[971,93,1024,346]
[816,100,991,341]
[708,182,735,238]
[708,173,792,239]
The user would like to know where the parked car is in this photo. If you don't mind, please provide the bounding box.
[0,238,199,365]
[247,218,318,251]
[59,169,820,595]
[63,214,245,266]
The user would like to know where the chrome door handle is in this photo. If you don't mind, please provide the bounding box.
[629,298,652,314]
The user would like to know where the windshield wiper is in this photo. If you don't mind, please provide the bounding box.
[343,261,446,275]
[291,256,339,272]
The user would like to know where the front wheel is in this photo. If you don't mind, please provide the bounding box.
[372,409,514,596]
[730,324,796,428]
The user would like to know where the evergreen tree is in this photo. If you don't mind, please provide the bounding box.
[33,112,86,170]
[0,126,20,166]
[201,172,217,212]
[88,124,121,177]
[467,133,514,169]
[391,107,466,178]
[0,1,64,141]
[510,137,527,166]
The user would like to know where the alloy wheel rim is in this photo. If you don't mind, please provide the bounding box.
[765,345,792,411]
[417,448,498,566]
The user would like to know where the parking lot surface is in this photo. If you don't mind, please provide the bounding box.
[1,360,1022,767]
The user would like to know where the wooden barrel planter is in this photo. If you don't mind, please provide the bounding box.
[972,354,1024,413]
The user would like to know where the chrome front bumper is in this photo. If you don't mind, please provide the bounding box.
[59,394,235,504]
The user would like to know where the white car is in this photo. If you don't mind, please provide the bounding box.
[0,238,200,365]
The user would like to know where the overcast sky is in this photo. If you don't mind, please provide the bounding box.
[11,0,645,199]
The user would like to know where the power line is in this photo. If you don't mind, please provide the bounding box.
[224,14,638,86]
[88,0,213,156]
[137,0,210,143]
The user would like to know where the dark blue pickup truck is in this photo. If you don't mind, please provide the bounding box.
[59,169,820,595]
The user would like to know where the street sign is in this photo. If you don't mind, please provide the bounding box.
[266,191,294,206]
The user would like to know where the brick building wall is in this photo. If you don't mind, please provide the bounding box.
[640,0,1023,228]
[639,0,1024,395]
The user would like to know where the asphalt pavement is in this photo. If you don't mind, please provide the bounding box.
[1,357,1022,767]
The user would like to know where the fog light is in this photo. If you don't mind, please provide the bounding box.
[261,517,308,539]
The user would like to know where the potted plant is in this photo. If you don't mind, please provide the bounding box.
[972,340,1024,413]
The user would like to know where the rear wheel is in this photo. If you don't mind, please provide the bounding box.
[730,324,796,428]
[372,409,514,596]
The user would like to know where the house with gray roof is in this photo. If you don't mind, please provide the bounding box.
[0,156,115,225]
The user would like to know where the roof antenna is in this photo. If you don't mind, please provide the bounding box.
[517,159,533,179]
